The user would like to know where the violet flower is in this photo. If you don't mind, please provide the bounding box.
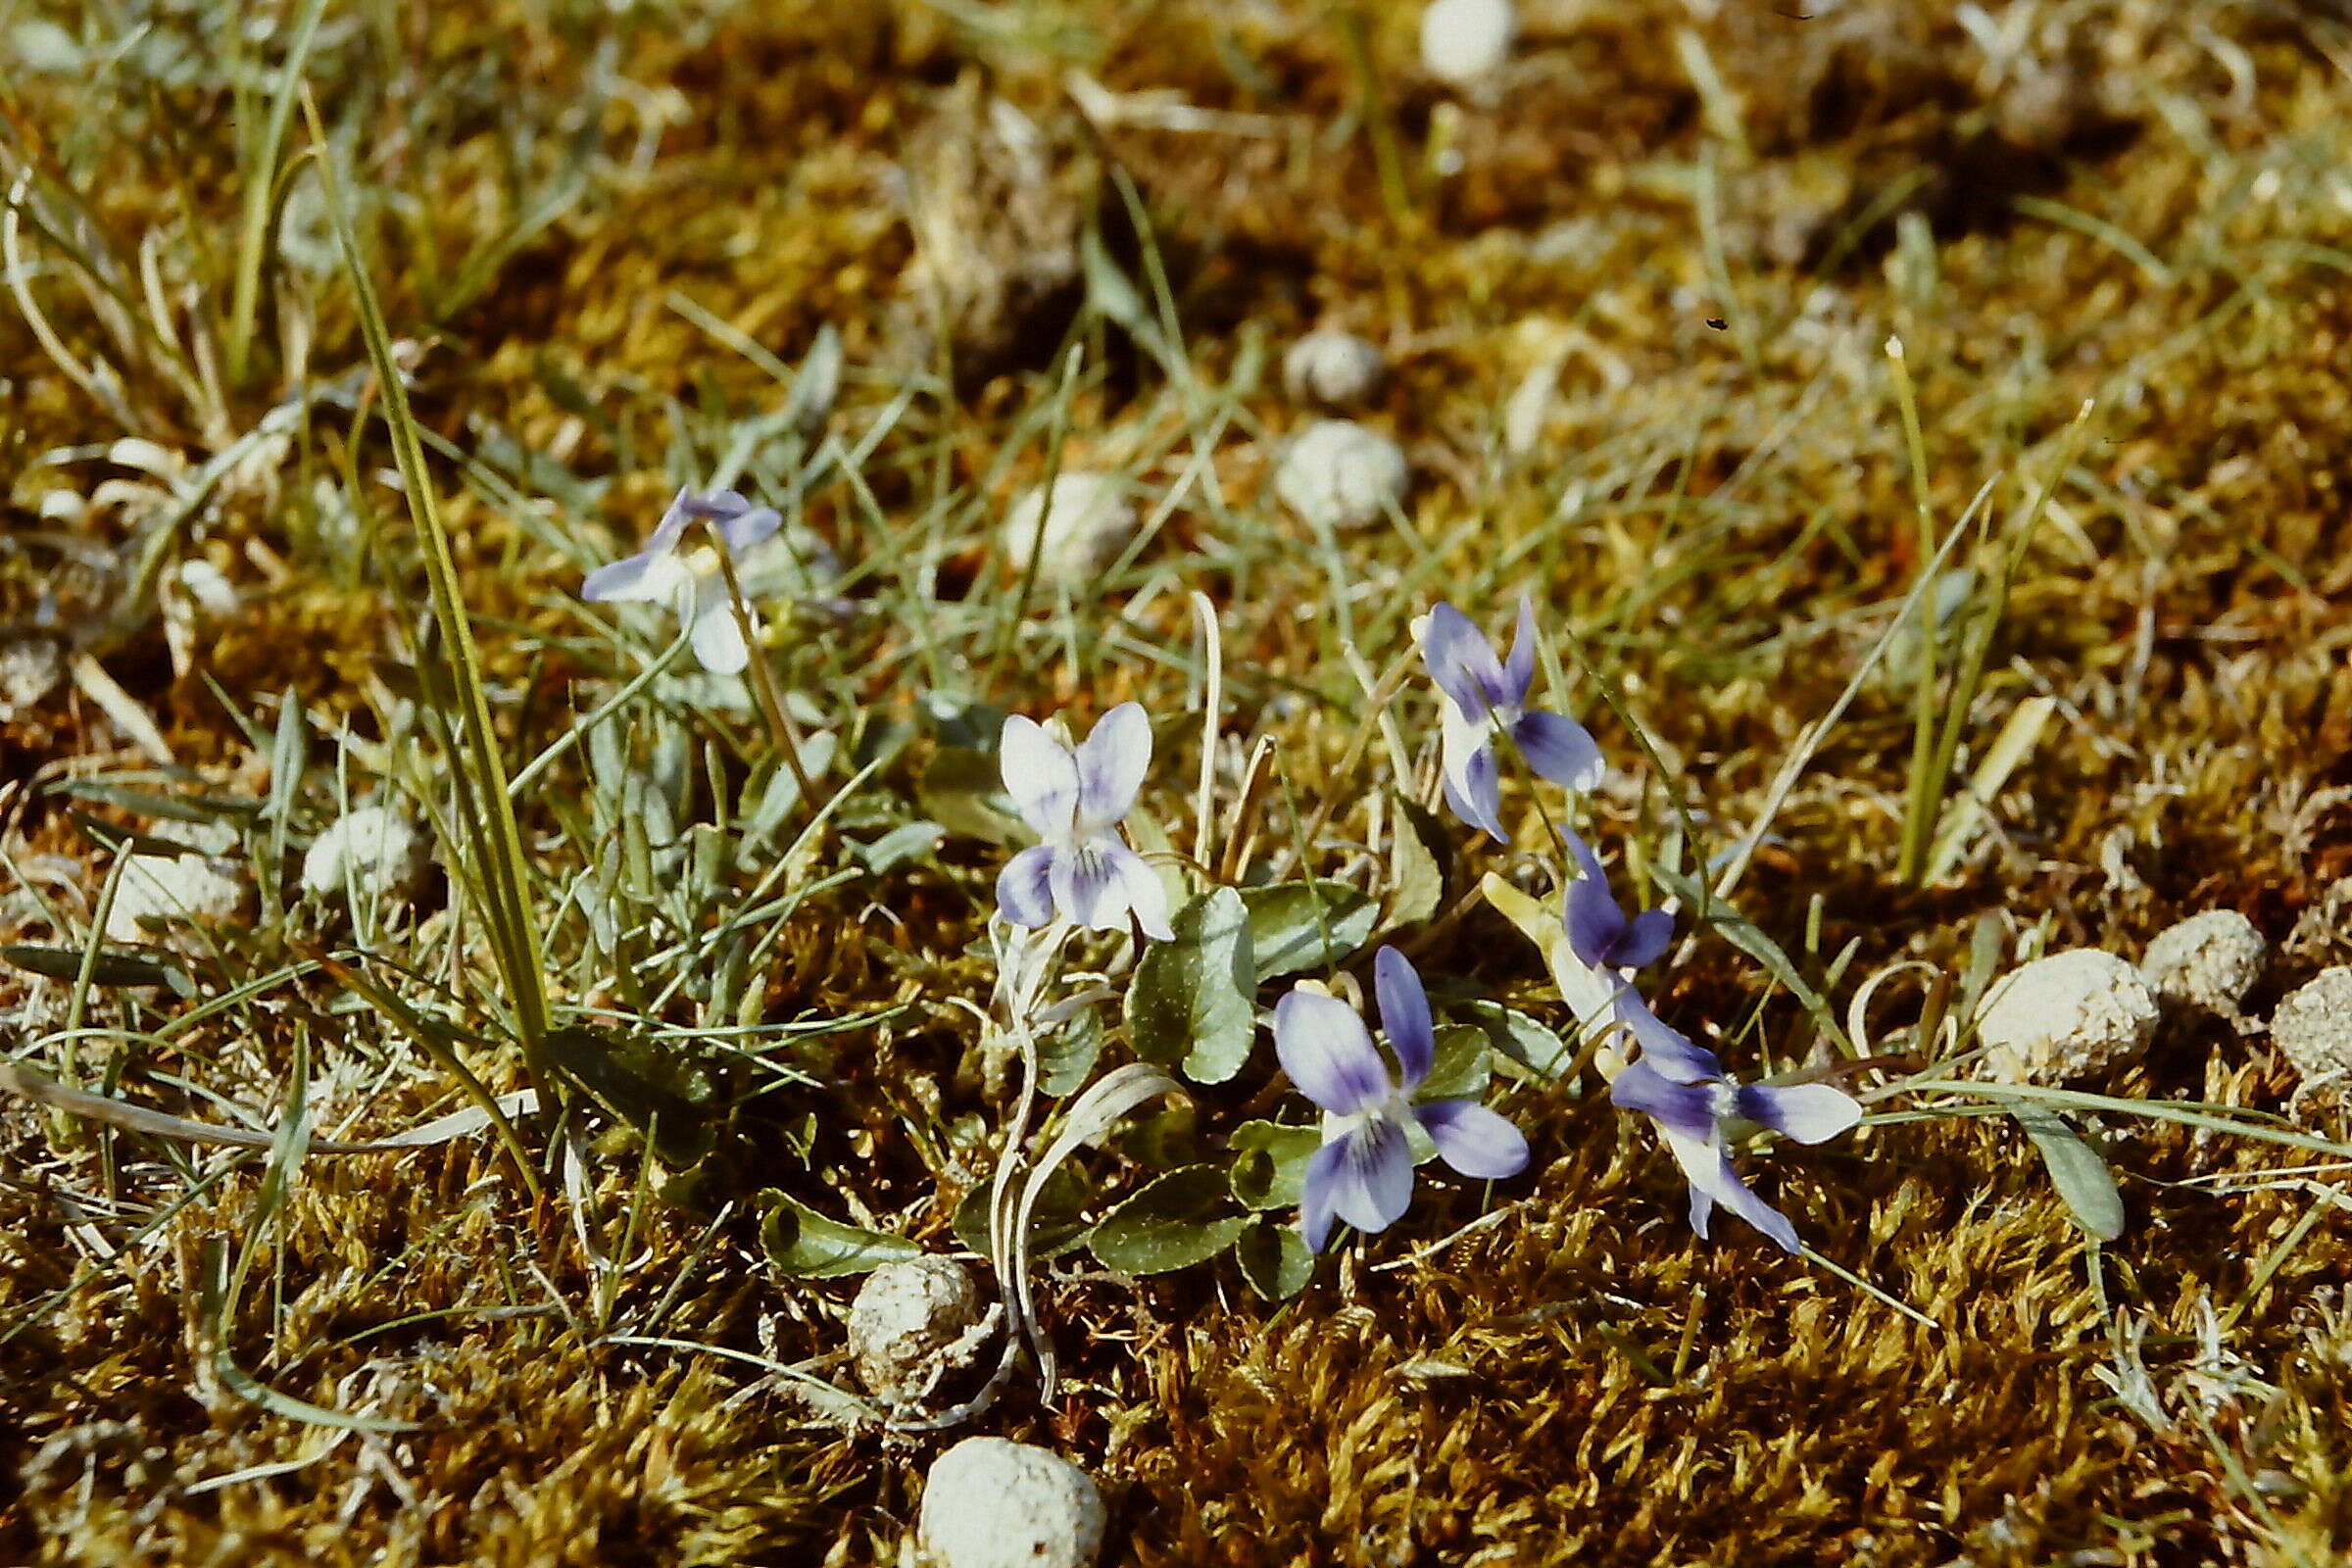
[1278,947,1530,1250]
[996,702,1173,942]
[1420,595,1603,841]
[583,488,781,674]
[1562,827,1673,974]
[1607,988,1860,1252]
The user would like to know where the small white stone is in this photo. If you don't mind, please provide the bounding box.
[847,1255,984,1406]
[303,807,432,904]
[1419,0,1517,86]
[0,636,64,722]
[104,823,247,946]
[2273,967,2352,1086]
[1003,473,1141,585]
[1282,327,1386,408]
[1976,948,2159,1084]
[918,1438,1104,1568]
[174,560,241,616]
[2141,910,2267,1015]
[1272,419,1408,531]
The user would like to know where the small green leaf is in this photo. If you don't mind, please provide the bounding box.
[1463,1002,1575,1083]
[1126,887,1256,1085]
[2,944,184,990]
[545,1024,719,1168]
[1385,795,1448,929]
[1242,880,1378,982]
[1087,1166,1251,1274]
[2013,1107,2126,1242]
[1226,1120,1322,1210]
[760,1190,922,1279]
[1036,1008,1104,1099]
[1420,1024,1493,1101]
[951,1166,1094,1262]
[854,820,944,873]
[1235,1220,1314,1300]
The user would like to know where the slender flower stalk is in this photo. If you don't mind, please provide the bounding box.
[1278,947,1530,1250]
[583,488,781,674]
[1419,595,1602,841]
[1607,988,1860,1252]
[996,703,1173,941]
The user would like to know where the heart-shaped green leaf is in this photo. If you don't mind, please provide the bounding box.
[1126,887,1256,1085]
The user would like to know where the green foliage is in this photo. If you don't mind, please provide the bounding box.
[1126,886,1256,1085]
[1241,879,1379,982]
[758,1191,921,1280]
[1087,1166,1252,1275]
[545,1024,722,1169]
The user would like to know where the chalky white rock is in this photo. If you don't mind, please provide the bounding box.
[1283,327,1386,408]
[1272,419,1408,532]
[1419,0,1517,86]
[104,821,247,946]
[2140,909,2267,1016]
[2273,967,2352,1086]
[846,1255,985,1407]
[303,807,433,905]
[1003,472,1141,586]
[918,1437,1105,1568]
[1976,948,2159,1084]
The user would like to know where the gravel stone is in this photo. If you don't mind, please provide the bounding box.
[1976,948,2159,1084]
[1272,419,1408,531]
[2140,909,2267,1015]
[1003,473,1140,585]
[1282,327,1386,408]
[104,820,247,946]
[847,1256,985,1407]
[303,807,433,904]
[1420,0,1517,85]
[2273,967,2352,1086]
[918,1438,1104,1568]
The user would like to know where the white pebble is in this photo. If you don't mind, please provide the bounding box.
[1272,419,1408,531]
[1003,473,1141,586]
[175,560,241,616]
[0,636,64,723]
[2273,967,2352,1086]
[105,823,246,946]
[847,1255,983,1406]
[303,807,433,904]
[2140,909,2266,1015]
[1976,949,2159,1084]
[918,1438,1105,1568]
[1282,327,1386,408]
[1420,0,1517,86]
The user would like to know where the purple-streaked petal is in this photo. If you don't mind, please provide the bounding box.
[1274,989,1392,1118]
[1608,1057,1717,1142]
[1660,1128,1800,1252]
[999,715,1079,840]
[1049,844,1132,933]
[1421,603,1509,721]
[996,844,1057,927]
[1510,710,1603,792]
[1373,945,1435,1091]
[1416,1099,1528,1179]
[1501,592,1540,709]
[1734,1081,1862,1145]
[1609,988,1723,1084]
[1327,1117,1414,1238]
[582,550,688,605]
[1299,1136,1349,1251]
[1440,712,1507,842]
[688,578,751,673]
[1102,840,1172,942]
[1073,701,1151,837]
[647,487,696,551]
[1613,908,1674,970]
[716,502,782,555]
[1562,834,1626,972]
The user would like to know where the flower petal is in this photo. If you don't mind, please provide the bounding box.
[1373,946,1435,1090]
[1073,702,1151,837]
[996,844,1057,928]
[1416,1099,1528,1179]
[1274,988,1392,1117]
[1511,710,1603,792]
[1661,1128,1801,1252]
[1421,602,1509,721]
[1502,592,1540,709]
[1049,844,1129,933]
[1734,1081,1862,1145]
[1299,1136,1350,1251]
[688,579,751,673]
[1613,908,1674,971]
[1608,1057,1717,1142]
[1327,1117,1414,1237]
[999,715,1079,840]
[1440,709,1507,842]
[582,550,689,605]
[1610,988,1724,1084]
[716,501,782,556]
[1103,840,1172,942]
[1561,831,1627,972]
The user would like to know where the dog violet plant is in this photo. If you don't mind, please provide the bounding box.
[583,487,781,674]
[1420,596,1603,840]
[996,703,1173,942]
[1278,947,1530,1250]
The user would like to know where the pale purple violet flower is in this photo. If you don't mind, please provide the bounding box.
[996,703,1173,942]
[1562,827,1673,974]
[1607,987,1860,1252]
[582,488,781,674]
[1420,595,1603,841]
[1278,947,1530,1250]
